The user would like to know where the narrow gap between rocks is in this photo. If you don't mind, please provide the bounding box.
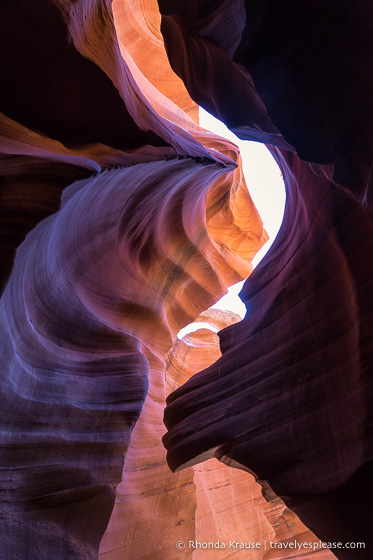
[177,108,286,339]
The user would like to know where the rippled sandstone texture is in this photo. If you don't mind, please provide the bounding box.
[164,311,334,560]
[160,1,373,559]
[0,0,372,559]
[0,1,266,558]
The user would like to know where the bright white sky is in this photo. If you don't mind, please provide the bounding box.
[177,109,285,338]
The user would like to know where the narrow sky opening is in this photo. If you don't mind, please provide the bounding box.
[178,109,285,338]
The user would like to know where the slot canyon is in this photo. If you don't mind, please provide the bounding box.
[0,1,372,559]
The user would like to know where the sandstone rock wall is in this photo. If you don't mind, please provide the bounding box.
[0,0,372,559]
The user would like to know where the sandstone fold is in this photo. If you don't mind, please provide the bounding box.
[0,0,215,291]
[1,2,270,558]
[158,2,373,556]
[163,148,373,557]
[0,156,265,558]
[163,310,335,560]
[1,0,372,559]
[158,0,373,202]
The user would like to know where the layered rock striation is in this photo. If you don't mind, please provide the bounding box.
[0,0,372,559]
[1,3,266,558]
[160,1,373,557]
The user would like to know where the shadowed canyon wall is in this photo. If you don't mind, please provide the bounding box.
[0,0,372,559]
[159,1,373,558]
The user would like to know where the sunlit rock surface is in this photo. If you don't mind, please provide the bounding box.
[0,0,372,559]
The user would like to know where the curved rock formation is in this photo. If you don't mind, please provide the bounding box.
[158,0,373,201]
[164,148,373,557]
[0,5,266,553]
[1,0,372,558]
[165,310,334,560]
[1,153,265,558]
[159,2,373,557]
[0,0,220,292]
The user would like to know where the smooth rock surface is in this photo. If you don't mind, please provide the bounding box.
[1,0,372,558]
